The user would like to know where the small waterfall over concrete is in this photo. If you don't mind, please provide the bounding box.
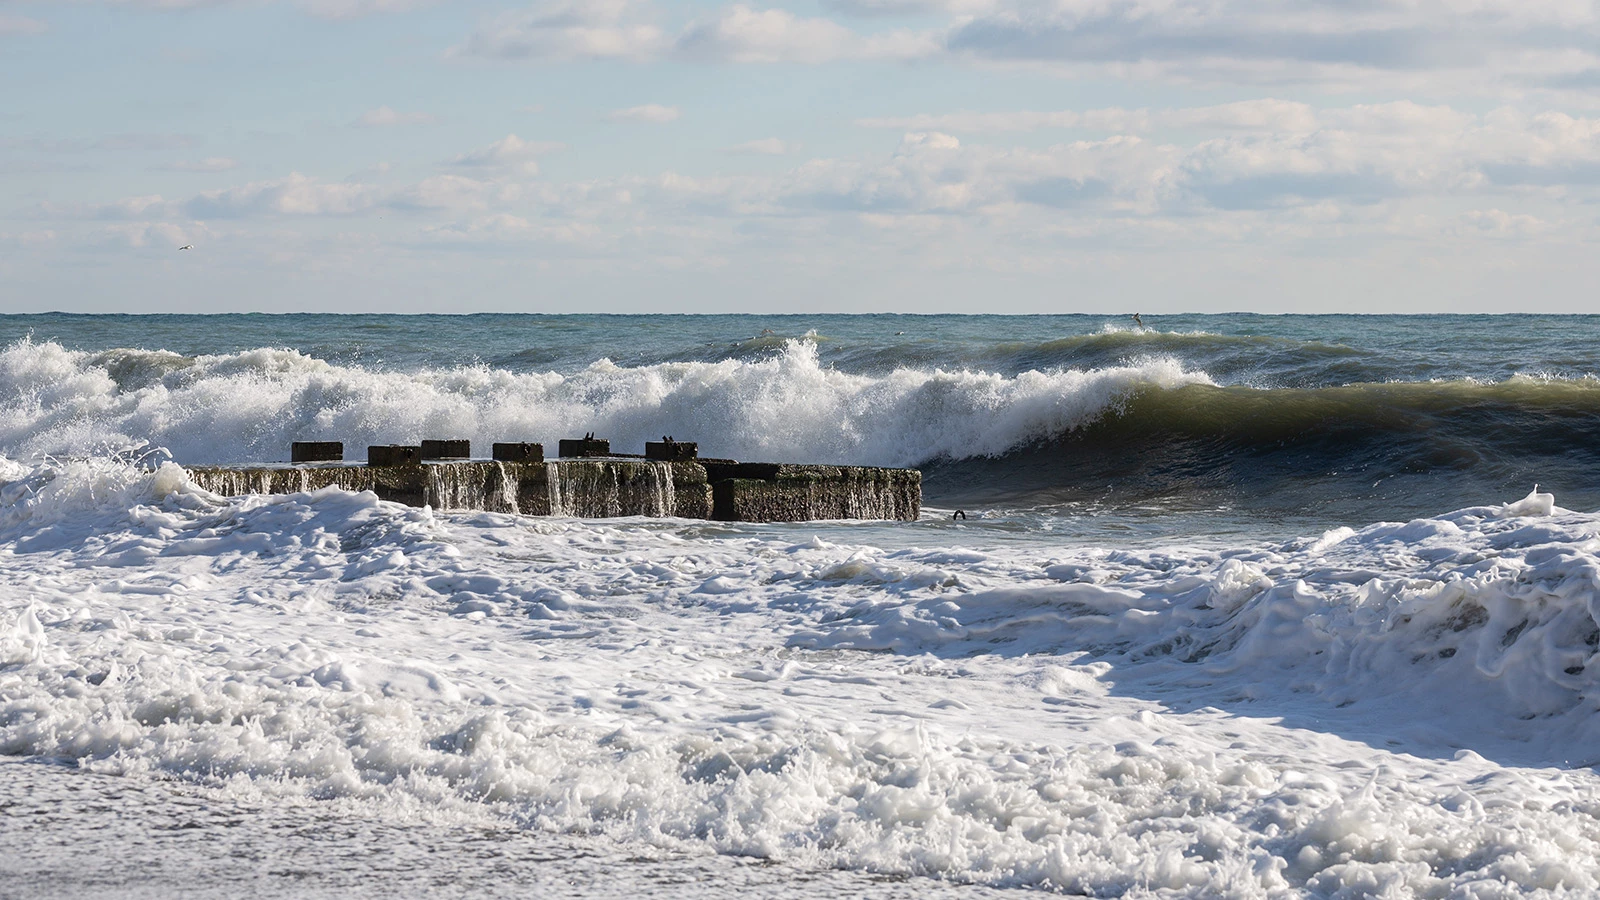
[841,475,901,520]
[192,467,311,497]
[425,462,519,513]
[646,460,675,518]
[185,459,914,521]
[546,460,676,518]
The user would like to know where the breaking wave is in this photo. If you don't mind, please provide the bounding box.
[0,336,1209,468]
[8,336,1600,518]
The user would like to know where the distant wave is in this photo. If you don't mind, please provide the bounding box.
[819,328,1379,384]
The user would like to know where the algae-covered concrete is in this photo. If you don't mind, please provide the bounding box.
[185,458,918,522]
[707,464,920,522]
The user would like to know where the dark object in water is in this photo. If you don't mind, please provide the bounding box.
[646,437,698,462]
[420,439,471,460]
[291,441,342,463]
[953,509,967,520]
[559,434,611,458]
[493,442,544,463]
[368,445,421,467]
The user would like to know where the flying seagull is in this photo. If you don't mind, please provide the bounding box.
[1131,313,1143,328]
[178,244,193,251]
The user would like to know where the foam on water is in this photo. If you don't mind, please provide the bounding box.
[5,457,1600,895]
[0,336,1209,467]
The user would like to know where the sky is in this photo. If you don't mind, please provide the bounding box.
[3,0,1600,314]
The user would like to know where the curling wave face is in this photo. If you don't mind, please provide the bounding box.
[925,375,1600,520]
[3,459,1600,895]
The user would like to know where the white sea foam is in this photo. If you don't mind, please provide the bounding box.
[0,337,1211,466]
[4,457,1600,895]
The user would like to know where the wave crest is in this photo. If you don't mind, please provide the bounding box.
[0,337,1212,466]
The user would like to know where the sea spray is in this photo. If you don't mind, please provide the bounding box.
[0,337,1208,468]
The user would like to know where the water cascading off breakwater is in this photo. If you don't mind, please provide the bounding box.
[186,457,921,522]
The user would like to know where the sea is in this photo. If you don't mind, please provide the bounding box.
[4,313,1600,898]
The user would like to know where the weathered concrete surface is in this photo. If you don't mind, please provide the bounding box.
[709,465,920,522]
[645,440,698,462]
[368,445,421,466]
[185,458,919,522]
[291,442,343,463]
[558,438,610,458]
[420,439,470,460]
[492,442,544,463]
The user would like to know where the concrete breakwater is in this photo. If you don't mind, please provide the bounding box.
[186,456,922,522]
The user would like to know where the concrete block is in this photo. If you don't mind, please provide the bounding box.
[702,461,780,482]
[710,465,921,522]
[420,439,471,460]
[558,436,610,458]
[189,458,918,521]
[291,441,343,462]
[368,445,421,466]
[492,442,545,463]
[645,439,698,462]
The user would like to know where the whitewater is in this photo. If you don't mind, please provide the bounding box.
[8,314,1600,898]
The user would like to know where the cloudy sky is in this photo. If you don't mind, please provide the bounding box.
[3,0,1600,313]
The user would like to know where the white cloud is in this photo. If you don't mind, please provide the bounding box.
[356,106,436,127]
[1456,208,1552,239]
[388,175,520,213]
[605,104,680,124]
[99,221,206,249]
[857,100,1410,135]
[453,0,666,62]
[63,172,521,221]
[823,0,994,13]
[0,229,58,248]
[448,134,563,176]
[0,15,46,35]
[675,5,934,63]
[185,173,386,217]
[899,131,959,151]
[297,0,430,17]
[167,157,240,173]
[944,0,1600,92]
[457,1,937,64]
[424,213,604,245]
[46,101,1600,291]
[860,108,1120,133]
[71,0,431,18]
[727,137,798,155]
[447,0,1600,94]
